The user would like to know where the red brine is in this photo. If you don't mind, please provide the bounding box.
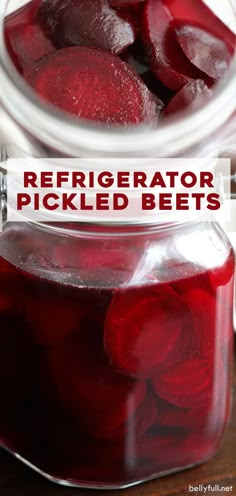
[0,242,233,486]
[4,0,236,123]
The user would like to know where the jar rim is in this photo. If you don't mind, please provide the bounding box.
[1,0,236,157]
[5,214,213,239]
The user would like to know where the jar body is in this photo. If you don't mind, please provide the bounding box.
[0,219,234,488]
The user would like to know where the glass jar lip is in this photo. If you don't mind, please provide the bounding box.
[12,213,212,239]
[1,0,236,157]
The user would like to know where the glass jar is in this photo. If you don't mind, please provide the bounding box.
[0,0,236,157]
[0,217,234,489]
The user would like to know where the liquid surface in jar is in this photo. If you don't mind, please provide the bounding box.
[4,0,236,125]
[0,230,234,487]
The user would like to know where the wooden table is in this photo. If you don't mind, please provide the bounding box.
[0,360,235,496]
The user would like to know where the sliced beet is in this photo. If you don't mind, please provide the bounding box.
[132,393,158,439]
[45,332,146,440]
[25,47,161,125]
[156,398,211,431]
[104,284,189,378]
[39,0,138,55]
[5,3,55,71]
[163,0,235,54]
[184,288,216,357]
[175,25,232,81]
[37,0,73,38]
[134,429,220,476]
[142,0,204,91]
[136,433,183,473]
[156,375,228,433]
[31,0,44,18]
[110,0,145,7]
[153,357,214,408]
[164,432,220,468]
[5,22,55,71]
[5,3,34,29]
[165,80,212,116]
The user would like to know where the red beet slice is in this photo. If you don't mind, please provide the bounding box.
[165,80,212,116]
[142,0,204,91]
[45,332,146,440]
[184,288,216,356]
[136,433,183,473]
[132,393,158,440]
[175,25,232,81]
[5,3,55,71]
[156,376,228,433]
[39,0,138,55]
[186,284,233,355]
[110,0,145,7]
[136,429,221,476]
[6,23,55,71]
[25,47,161,125]
[164,0,235,54]
[157,398,211,432]
[168,432,220,468]
[104,284,189,378]
[153,357,214,408]
[31,0,44,18]
[37,0,76,38]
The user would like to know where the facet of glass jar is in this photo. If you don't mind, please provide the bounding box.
[0,216,234,489]
[0,0,236,158]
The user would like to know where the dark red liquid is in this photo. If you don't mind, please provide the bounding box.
[4,1,235,123]
[0,225,234,487]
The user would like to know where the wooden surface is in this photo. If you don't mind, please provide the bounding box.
[0,360,235,496]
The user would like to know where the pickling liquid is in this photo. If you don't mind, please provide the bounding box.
[0,236,234,487]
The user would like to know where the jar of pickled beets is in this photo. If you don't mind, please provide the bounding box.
[0,217,233,489]
[0,0,235,490]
